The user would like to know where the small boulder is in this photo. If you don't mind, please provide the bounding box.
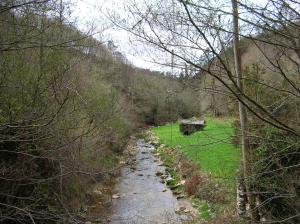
[176,195,185,199]
[93,190,102,196]
[160,175,168,180]
[156,171,164,176]
[119,160,126,165]
[184,209,191,213]
[175,207,186,214]
[112,194,120,199]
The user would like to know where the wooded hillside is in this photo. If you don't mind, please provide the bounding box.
[0,2,202,223]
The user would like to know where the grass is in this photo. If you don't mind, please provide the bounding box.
[152,117,240,181]
[192,198,212,221]
[151,117,240,221]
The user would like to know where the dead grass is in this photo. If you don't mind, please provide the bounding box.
[185,173,208,196]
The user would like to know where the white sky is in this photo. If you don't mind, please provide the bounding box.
[71,0,166,71]
[70,0,269,72]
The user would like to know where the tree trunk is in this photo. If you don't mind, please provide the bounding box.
[211,76,218,117]
[231,0,259,221]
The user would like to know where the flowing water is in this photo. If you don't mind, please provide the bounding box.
[105,139,194,224]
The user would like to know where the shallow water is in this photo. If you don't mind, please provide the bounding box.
[106,139,193,224]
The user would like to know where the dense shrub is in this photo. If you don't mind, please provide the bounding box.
[252,126,300,223]
[196,180,229,204]
[0,6,131,223]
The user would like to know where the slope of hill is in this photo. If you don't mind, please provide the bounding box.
[194,24,300,222]
[0,4,202,223]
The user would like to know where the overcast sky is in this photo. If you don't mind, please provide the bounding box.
[70,0,269,72]
[71,0,167,72]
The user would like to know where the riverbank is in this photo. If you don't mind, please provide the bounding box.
[78,136,137,223]
[84,136,197,224]
[148,118,241,222]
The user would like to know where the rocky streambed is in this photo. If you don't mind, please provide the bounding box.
[89,138,196,224]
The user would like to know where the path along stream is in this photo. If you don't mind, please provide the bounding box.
[103,139,195,224]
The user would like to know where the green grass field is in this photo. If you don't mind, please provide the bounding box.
[152,117,241,180]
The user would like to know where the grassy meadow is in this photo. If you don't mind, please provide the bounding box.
[152,117,241,181]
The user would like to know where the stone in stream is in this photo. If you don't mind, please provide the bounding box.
[112,194,120,199]
[137,173,143,176]
[166,178,174,186]
[171,183,183,190]
[175,206,186,214]
[162,188,167,192]
[172,190,181,195]
[176,195,185,199]
[92,190,102,196]
[165,167,171,172]
[119,160,126,165]
[160,174,168,180]
[184,209,191,213]
[155,171,164,176]
[130,166,136,171]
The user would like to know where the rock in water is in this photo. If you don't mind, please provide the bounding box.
[112,194,120,199]
[156,171,164,176]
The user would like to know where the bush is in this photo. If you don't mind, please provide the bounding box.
[185,172,208,196]
[252,126,300,223]
[196,180,229,204]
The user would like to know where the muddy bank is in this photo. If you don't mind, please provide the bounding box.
[87,138,195,224]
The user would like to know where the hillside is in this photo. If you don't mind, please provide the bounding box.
[195,27,300,120]
[0,4,202,223]
[192,24,300,222]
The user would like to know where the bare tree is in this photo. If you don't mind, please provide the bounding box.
[109,0,300,222]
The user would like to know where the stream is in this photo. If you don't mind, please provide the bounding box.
[104,139,195,224]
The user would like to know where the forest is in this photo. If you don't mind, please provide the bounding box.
[0,0,299,224]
